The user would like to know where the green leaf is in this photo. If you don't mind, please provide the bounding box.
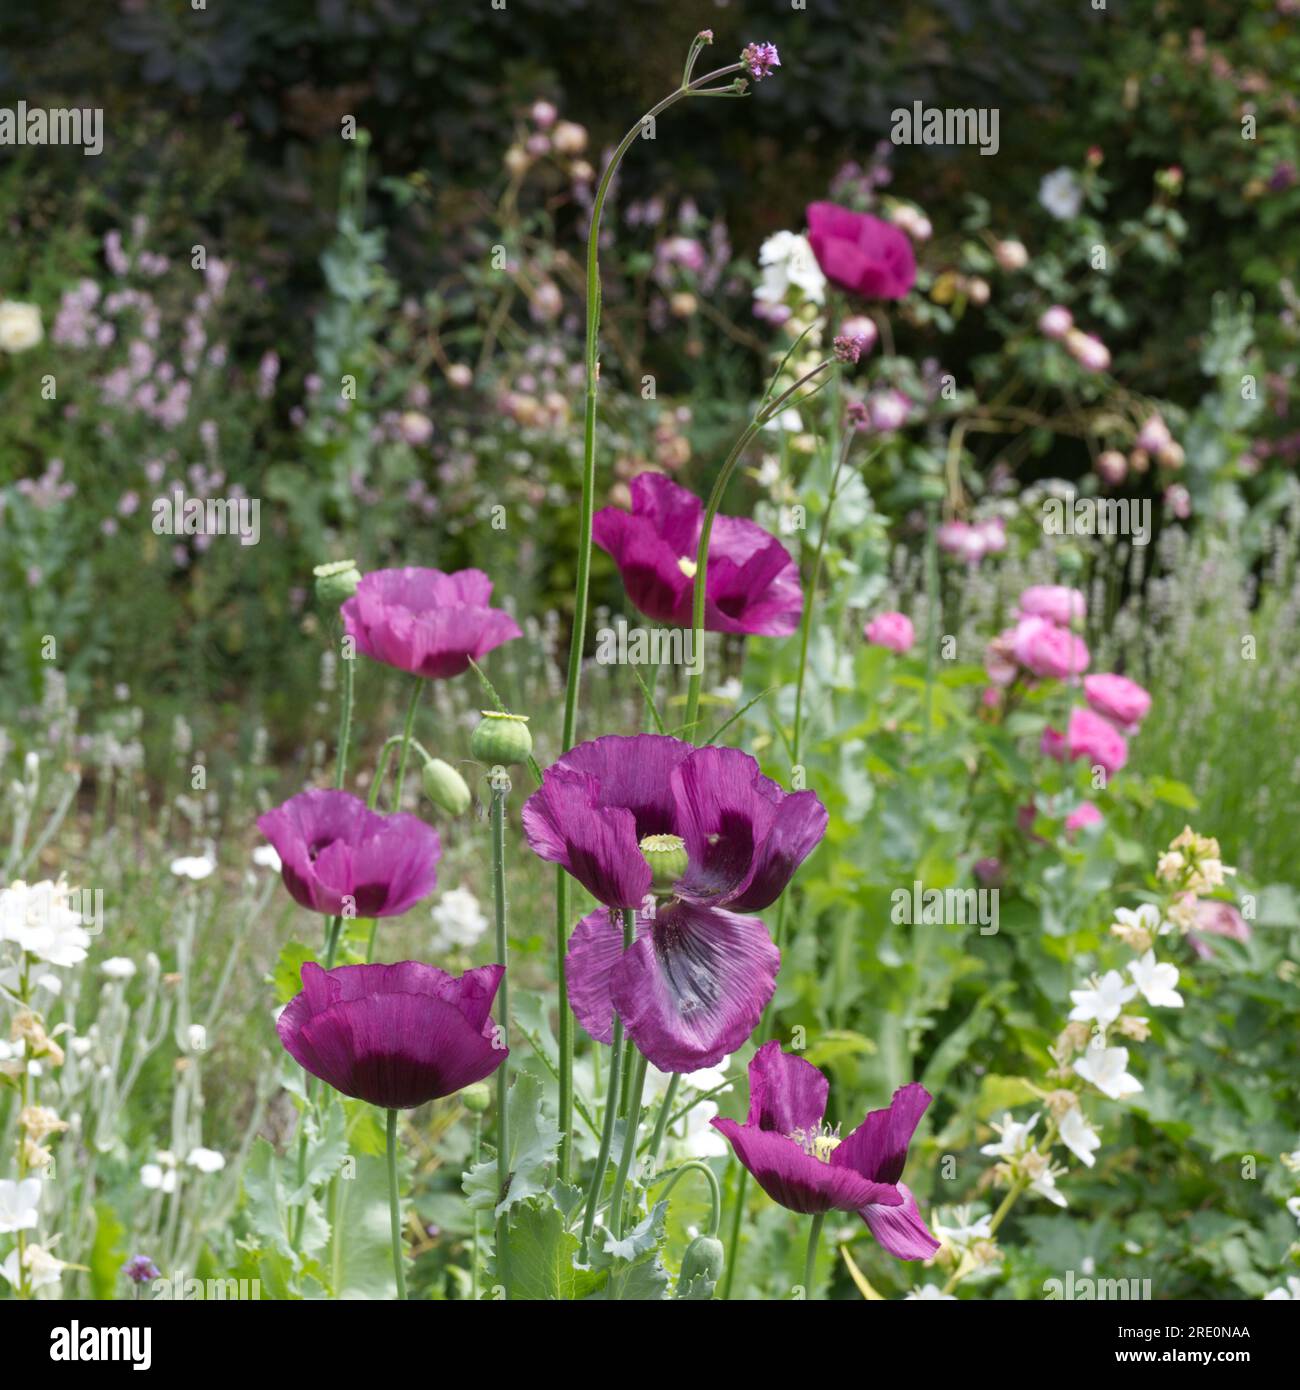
[269,941,316,1005]
[89,1201,127,1300]
[463,1071,561,1218]
[493,1197,606,1301]
[331,1153,402,1300]
[1148,776,1199,811]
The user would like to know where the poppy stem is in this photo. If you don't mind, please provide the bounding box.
[645,1073,680,1165]
[334,643,355,791]
[390,677,424,810]
[490,773,512,1294]
[682,358,834,737]
[803,1211,825,1298]
[655,1160,722,1237]
[608,1047,648,1238]
[556,56,748,1183]
[579,907,635,1252]
[385,1108,408,1300]
[470,1114,482,1302]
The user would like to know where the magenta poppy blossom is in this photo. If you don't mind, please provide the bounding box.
[277,961,506,1109]
[341,567,521,680]
[592,473,802,638]
[522,735,826,1071]
[806,202,917,300]
[712,1043,940,1260]
[257,789,440,918]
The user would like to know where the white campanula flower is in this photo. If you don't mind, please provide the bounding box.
[170,854,215,881]
[251,844,282,873]
[187,1146,225,1174]
[140,1156,177,1193]
[1029,1161,1069,1208]
[1068,970,1137,1027]
[934,1206,993,1252]
[906,1284,957,1300]
[1112,903,1171,941]
[1039,167,1083,220]
[755,231,826,307]
[0,879,90,968]
[0,1177,42,1233]
[1127,951,1183,1009]
[1058,1106,1101,1168]
[0,1244,66,1290]
[101,957,137,980]
[429,888,489,954]
[1286,1196,1300,1226]
[1264,1276,1300,1299]
[1074,1044,1142,1100]
[980,1111,1039,1159]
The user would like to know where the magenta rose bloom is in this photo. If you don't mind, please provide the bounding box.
[1041,706,1128,776]
[1189,900,1250,959]
[1011,616,1090,681]
[277,961,506,1108]
[1065,801,1104,835]
[341,567,521,680]
[864,611,914,654]
[257,789,440,918]
[806,202,917,300]
[712,1042,940,1260]
[522,734,826,1071]
[1017,585,1086,626]
[593,473,802,637]
[1084,673,1151,732]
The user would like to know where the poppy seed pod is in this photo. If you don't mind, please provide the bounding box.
[313,559,361,606]
[679,1234,725,1287]
[459,1081,492,1114]
[422,757,472,817]
[470,711,533,766]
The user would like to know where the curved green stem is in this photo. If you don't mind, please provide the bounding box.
[334,649,355,791]
[682,359,834,736]
[470,1115,482,1302]
[385,1108,407,1300]
[555,60,745,1181]
[803,1212,825,1297]
[655,1160,722,1237]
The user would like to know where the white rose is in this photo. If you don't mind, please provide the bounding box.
[0,301,43,353]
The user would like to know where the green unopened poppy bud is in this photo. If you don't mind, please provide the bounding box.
[679,1235,724,1287]
[460,1082,492,1114]
[421,757,472,817]
[640,834,687,895]
[313,559,361,605]
[470,711,533,766]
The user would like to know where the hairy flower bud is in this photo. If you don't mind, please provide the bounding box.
[678,1235,725,1288]
[470,711,533,766]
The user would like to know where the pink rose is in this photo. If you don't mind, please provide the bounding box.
[1017,585,1086,625]
[1011,616,1090,680]
[1189,899,1250,959]
[1084,673,1152,732]
[1065,802,1104,835]
[865,610,914,654]
[984,628,1019,686]
[806,202,917,300]
[1041,706,1128,776]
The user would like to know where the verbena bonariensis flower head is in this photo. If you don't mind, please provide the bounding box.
[805,202,917,300]
[593,473,802,637]
[740,42,780,81]
[257,789,441,918]
[712,1043,940,1259]
[522,735,827,1070]
[341,567,521,680]
[277,962,506,1109]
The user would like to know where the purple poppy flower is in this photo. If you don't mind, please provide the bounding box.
[522,734,826,1071]
[277,961,507,1109]
[341,567,522,680]
[592,473,803,638]
[257,789,440,918]
[806,202,917,301]
[712,1042,940,1260]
